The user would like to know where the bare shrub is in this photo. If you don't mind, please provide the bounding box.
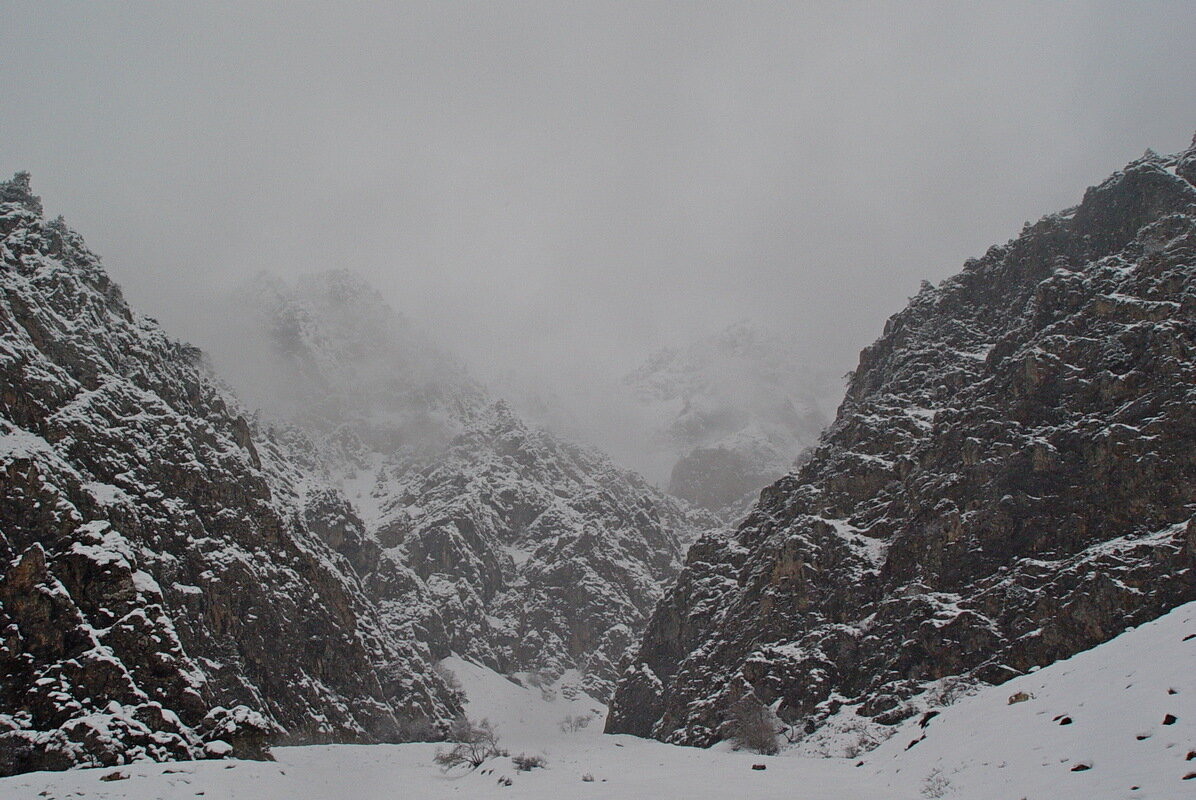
[513,753,547,771]
[730,696,780,755]
[923,767,951,798]
[559,712,593,733]
[433,717,505,771]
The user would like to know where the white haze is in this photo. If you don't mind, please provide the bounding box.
[2,1,1194,478]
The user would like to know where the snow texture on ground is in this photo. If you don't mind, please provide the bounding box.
[868,599,1196,799]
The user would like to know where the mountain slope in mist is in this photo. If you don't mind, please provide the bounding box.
[221,270,487,462]
[221,272,715,699]
[625,322,839,517]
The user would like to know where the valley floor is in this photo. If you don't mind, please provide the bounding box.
[2,603,1192,800]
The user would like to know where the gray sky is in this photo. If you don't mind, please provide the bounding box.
[3,1,1195,399]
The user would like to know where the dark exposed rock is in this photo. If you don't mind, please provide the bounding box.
[670,445,775,515]
[608,139,1196,746]
[0,178,460,775]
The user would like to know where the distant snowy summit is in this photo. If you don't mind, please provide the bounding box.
[624,321,839,517]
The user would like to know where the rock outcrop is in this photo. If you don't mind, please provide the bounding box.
[0,175,460,775]
[607,140,1196,746]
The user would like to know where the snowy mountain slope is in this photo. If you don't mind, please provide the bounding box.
[6,602,1188,799]
[370,402,706,697]
[608,138,1196,746]
[0,174,459,775]
[218,271,715,700]
[438,654,608,750]
[868,600,1196,799]
[625,322,838,517]
[223,270,487,465]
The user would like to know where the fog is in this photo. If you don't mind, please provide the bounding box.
[3,1,1194,478]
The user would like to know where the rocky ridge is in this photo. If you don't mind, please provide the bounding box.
[607,140,1196,746]
[0,175,460,776]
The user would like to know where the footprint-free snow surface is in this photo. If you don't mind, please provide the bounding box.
[2,602,1192,799]
[867,599,1196,799]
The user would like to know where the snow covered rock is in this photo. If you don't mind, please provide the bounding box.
[0,177,460,775]
[608,139,1196,747]
[370,401,705,698]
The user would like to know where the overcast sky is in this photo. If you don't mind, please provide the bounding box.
[3,1,1195,396]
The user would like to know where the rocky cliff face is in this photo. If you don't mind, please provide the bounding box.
[365,401,704,698]
[625,323,837,518]
[607,141,1196,746]
[0,175,460,776]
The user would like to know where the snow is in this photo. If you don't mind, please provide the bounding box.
[6,602,1191,799]
[867,600,1196,798]
[502,544,533,567]
[0,738,901,800]
[0,654,900,799]
[84,481,133,507]
[0,426,56,459]
[130,570,161,596]
[817,516,888,566]
[334,454,387,528]
[203,741,232,758]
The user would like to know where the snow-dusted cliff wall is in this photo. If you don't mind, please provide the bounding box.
[0,175,460,775]
[608,139,1196,746]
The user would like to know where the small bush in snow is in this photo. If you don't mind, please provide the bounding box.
[559,712,593,733]
[513,753,547,771]
[923,768,951,798]
[433,717,505,770]
[730,696,780,756]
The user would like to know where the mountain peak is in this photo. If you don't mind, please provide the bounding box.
[0,172,42,215]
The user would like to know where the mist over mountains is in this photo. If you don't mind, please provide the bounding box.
[3,5,1196,794]
[189,271,840,510]
[4,131,1196,795]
